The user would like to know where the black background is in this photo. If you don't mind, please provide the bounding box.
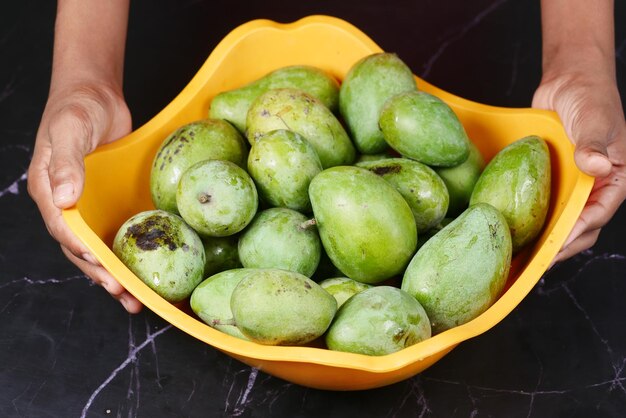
[1,1,625,417]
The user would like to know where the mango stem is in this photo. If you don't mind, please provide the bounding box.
[299,218,317,230]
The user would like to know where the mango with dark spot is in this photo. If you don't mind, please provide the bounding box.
[247,129,322,212]
[150,119,248,214]
[309,166,417,284]
[357,158,449,232]
[339,53,418,154]
[246,88,355,168]
[113,210,205,303]
[209,65,340,134]
[325,286,431,356]
[379,91,470,167]
[238,207,321,277]
[401,203,512,334]
[230,269,337,345]
[469,135,551,252]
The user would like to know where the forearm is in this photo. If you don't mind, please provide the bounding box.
[540,0,615,79]
[51,0,130,94]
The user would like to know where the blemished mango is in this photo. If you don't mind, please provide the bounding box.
[190,269,254,340]
[247,129,322,212]
[309,166,417,284]
[435,140,485,217]
[401,203,512,334]
[339,53,418,154]
[246,88,356,168]
[325,286,431,356]
[470,135,551,252]
[176,160,258,237]
[231,269,337,345]
[209,65,340,133]
[150,119,248,214]
[357,158,449,232]
[238,207,321,277]
[113,210,205,303]
[379,91,470,167]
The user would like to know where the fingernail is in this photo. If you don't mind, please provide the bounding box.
[53,183,75,206]
[82,252,99,265]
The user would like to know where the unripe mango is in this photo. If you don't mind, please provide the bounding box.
[309,166,417,284]
[319,277,372,308]
[246,88,356,168]
[470,135,551,252]
[339,53,418,154]
[231,269,337,345]
[401,203,512,334]
[209,65,339,133]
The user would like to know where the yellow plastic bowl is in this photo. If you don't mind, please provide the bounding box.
[63,15,593,390]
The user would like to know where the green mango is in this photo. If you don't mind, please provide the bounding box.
[379,91,470,167]
[238,208,321,277]
[201,235,241,278]
[318,277,371,308]
[415,217,453,251]
[246,88,356,168]
[401,203,512,334]
[176,160,258,237]
[469,135,551,252]
[247,129,322,212]
[150,119,248,214]
[355,149,395,164]
[325,286,431,356]
[209,65,340,133]
[435,141,485,217]
[309,166,417,284]
[113,210,205,303]
[190,269,253,340]
[231,269,337,345]
[357,158,449,232]
[339,53,418,154]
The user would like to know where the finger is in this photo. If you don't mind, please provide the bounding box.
[62,246,143,313]
[554,229,601,264]
[46,105,94,209]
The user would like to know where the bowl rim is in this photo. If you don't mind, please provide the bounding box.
[62,15,594,373]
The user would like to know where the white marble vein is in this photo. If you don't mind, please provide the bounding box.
[0,274,86,290]
[80,324,172,418]
[505,41,521,97]
[230,368,259,417]
[386,376,430,418]
[420,0,509,78]
[0,172,27,198]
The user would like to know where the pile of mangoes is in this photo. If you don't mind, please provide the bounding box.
[113,53,551,356]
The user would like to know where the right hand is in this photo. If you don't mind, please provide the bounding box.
[28,82,143,313]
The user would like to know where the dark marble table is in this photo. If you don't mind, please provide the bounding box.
[2,1,625,417]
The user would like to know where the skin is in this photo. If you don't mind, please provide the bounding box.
[28,0,625,312]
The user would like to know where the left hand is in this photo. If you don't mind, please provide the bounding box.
[533,69,626,263]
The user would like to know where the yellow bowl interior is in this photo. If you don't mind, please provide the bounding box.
[63,15,593,390]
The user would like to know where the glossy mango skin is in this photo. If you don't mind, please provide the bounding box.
[209,65,340,133]
[246,88,356,169]
[357,158,449,232]
[379,91,470,167]
[150,119,248,214]
[469,135,551,252]
[339,53,418,154]
[190,268,254,340]
[401,203,512,334]
[325,286,431,356]
[238,207,321,277]
[230,268,337,345]
[435,140,485,217]
[176,160,258,237]
[247,129,322,212]
[309,166,417,284]
[201,235,241,278]
[113,210,205,303]
[319,277,372,308]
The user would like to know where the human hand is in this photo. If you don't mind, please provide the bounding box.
[533,69,626,263]
[28,82,143,313]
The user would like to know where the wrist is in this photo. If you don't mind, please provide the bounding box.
[541,45,616,85]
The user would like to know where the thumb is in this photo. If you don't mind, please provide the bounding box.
[574,140,612,179]
[47,108,93,209]
[568,107,615,178]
